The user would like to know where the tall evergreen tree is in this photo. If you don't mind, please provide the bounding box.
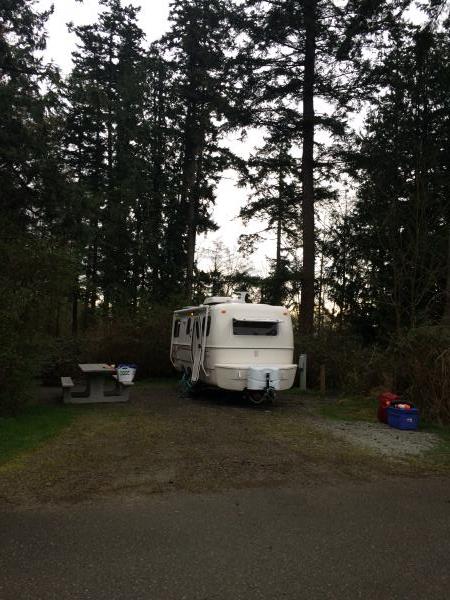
[326,22,450,335]
[0,0,67,232]
[0,1,75,412]
[65,0,151,320]
[236,0,415,332]
[162,0,237,301]
[238,119,300,305]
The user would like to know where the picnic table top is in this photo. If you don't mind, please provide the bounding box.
[78,363,116,375]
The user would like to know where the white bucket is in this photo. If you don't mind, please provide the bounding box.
[117,364,136,383]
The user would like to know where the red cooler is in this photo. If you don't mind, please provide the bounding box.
[377,392,399,423]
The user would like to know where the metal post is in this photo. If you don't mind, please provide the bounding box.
[320,364,326,394]
[298,354,307,391]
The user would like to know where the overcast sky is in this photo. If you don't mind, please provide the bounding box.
[37,0,274,275]
[36,1,432,277]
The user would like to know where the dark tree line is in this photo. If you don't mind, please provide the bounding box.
[324,21,450,338]
[64,0,236,322]
[1,0,450,411]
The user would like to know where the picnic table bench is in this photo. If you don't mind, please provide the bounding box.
[61,376,74,402]
[61,363,133,404]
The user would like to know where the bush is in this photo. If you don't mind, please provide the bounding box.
[40,337,83,385]
[38,304,177,388]
[0,233,74,415]
[296,326,450,424]
[79,304,175,379]
[390,326,450,424]
[295,332,386,394]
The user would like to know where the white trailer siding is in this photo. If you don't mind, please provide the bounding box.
[171,301,296,391]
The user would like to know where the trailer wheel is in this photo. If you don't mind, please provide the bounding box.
[246,389,275,406]
[247,390,266,405]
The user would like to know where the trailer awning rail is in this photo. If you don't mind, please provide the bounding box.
[232,317,283,323]
[173,306,208,316]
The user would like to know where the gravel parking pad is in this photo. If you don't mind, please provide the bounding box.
[314,418,439,456]
[0,383,447,508]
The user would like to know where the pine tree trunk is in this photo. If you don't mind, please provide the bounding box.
[443,225,450,324]
[276,215,282,273]
[150,61,165,293]
[183,158,198,303]
[107,30,114,191]
[72,287,78,336]
[183,110,206,303]
[54,303,61,337]
[275,163,283,304]
[318,242,324,332]
[299,0,316,335]
[276,162,283,272]
[185,195,197,303]
[340,223,347,330]
[83,244,92,329]
[89,227,98,312]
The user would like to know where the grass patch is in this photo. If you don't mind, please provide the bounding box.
[319,396,450,443]
[419,421,450,467]
[319,395,378,422]
[419,421,450,440]
[256,412,395,478]
[280,387,323,398]
[318,396,450,471]
[0,405,76,466]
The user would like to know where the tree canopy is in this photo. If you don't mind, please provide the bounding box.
[1,0,450,415]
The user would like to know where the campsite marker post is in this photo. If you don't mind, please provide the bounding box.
[298,354,307,391]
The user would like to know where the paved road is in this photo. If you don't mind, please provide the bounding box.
[1,478,449,599]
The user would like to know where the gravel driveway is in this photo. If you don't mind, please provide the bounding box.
[314,418,439,456]
[0,383,446,509]
[2,383,449,600]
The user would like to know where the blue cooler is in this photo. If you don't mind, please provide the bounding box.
[387,405,420,430]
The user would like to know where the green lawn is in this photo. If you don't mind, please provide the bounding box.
[319,395,378,422]
[419,421,450,463]
[0,405,76,466]
[0,377,178,467]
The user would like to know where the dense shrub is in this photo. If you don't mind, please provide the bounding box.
[39,305,177,387]
[38,304,177,388]
[0,234,74,415]
[296,326,450,424]
[40,337,83,385]
[390,326,450,424]
[79,305,175,379]
[295,332,386,394]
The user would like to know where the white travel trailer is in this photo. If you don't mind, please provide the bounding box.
[170,293,297,403]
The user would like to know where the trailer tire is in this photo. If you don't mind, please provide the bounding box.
[247,390,266,405]
[246,389,275,406]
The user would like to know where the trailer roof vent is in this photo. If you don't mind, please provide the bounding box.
[235,291,250,303]
[203,296,234,305]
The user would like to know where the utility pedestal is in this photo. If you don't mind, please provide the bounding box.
[298,354,307,391]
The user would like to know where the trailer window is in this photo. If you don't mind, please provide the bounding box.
[186,318,192,335]
[232,319,278,336]
[173,319,181,338]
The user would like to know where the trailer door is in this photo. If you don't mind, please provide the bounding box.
[191,316,202,382]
